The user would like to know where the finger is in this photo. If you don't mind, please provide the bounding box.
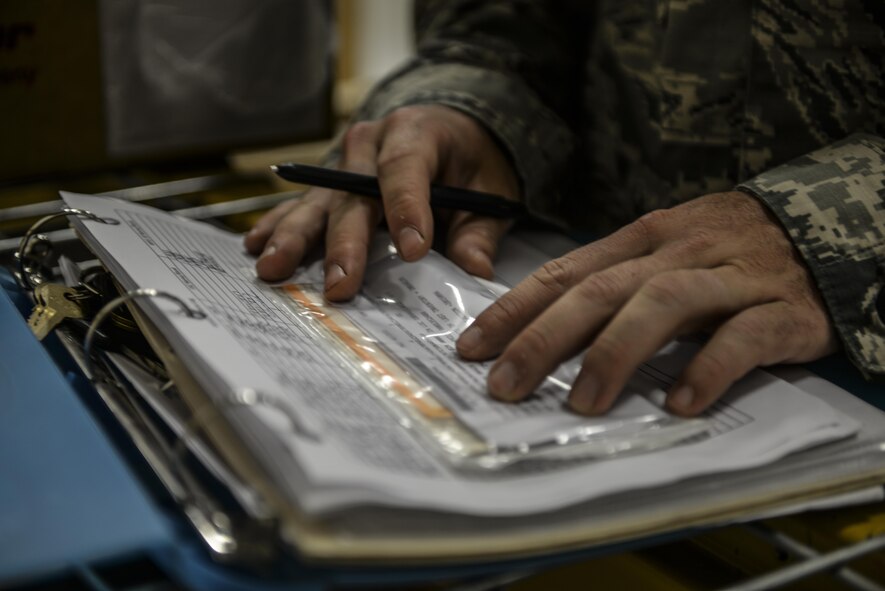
[376,113,442,262]
[250,120,381,274]
[244,198,302,254]
[445,211,513,279]
[457,220,656,360]
[484,254,700,402]
[665,301,813,415]
[568,266,769,414]
[318,122,385,299]
[255,197,329,282]
[324,195,383,300]
[340,120,382,176]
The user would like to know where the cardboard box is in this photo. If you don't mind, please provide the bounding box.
[0,0,333,181]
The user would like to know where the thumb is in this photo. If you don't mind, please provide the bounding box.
[446,212,513,279]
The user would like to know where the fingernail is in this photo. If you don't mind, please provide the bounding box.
[457,325,483,354]
[397,226,425,260]
[669,385,695,411]
[325,263,346,291]
[488,361,519,400]
[259,244,277,260]
[569,372,599,414]
[247,226,260,238]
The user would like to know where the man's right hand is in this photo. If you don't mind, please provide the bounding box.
[244,104,521,300]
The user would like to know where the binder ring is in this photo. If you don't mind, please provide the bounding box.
[174,387,320,467]
[16,208,119,291]
[164,386,316,520]
[163,386,317,522]
[226,388,320,442]
[84,288,206,377]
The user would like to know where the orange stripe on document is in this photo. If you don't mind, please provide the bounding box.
[282,284,452,420]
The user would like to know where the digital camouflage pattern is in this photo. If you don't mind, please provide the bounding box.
[739,135,885,377]
[349,0,885,377]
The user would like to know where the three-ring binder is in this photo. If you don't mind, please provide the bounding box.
[26,189,885,582]
[18,217,266,562]
[15,208,118,291]
[73,287,285,563]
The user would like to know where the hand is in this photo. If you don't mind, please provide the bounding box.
[244,105,521,300]
[456,191,839,416]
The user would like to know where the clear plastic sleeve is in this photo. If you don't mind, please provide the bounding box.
[272,251,709,471]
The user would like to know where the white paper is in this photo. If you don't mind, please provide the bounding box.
[62,192,860,517]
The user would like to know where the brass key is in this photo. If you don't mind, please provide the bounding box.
[28,283,85,340]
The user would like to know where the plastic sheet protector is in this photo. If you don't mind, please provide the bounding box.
[62,192,860,517]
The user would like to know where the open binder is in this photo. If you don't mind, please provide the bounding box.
[7,190,885,583]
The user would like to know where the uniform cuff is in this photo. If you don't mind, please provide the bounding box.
[737,134,885,378]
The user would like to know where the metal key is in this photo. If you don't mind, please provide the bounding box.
[28,283,85,340]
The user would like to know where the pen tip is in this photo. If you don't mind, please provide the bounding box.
[270,164,279,172]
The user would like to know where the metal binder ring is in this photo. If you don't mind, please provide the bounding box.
[173,387,320,465]
[16,208,120,291]
[169,387,319,506]
[164,387,315,521]
[84,288,206,378]
[226,388,320,442]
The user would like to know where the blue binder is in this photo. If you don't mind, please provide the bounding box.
[0,271,171,582]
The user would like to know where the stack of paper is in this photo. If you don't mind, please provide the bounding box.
[61,192,885,561]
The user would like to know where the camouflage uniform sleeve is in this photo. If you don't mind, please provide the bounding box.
[737,134,885,379]
[336,0,594,225]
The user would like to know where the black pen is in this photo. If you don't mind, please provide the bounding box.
[272,162,526,219]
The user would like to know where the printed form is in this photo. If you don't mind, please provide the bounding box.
[63,192,859,516]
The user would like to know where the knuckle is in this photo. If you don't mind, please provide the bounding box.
[729,313,771,342]
[679,228,718,253]
[257,199,301,228]
[303,187,335,205]
[690,350,734,382]
[272,231,309,258]
[533,258,577,296]
[724,254,763,276]
[461,220,498,242]
[384,106,421,129]
[450,220,505,255]
[342,121,376,153]
[573,272,623,306]
[484,293,528,328]
[633,208,672,243]
[277,208,326,238]
[640,271,692,308]
[515,325,555,358]
[326,233,369,257]
[376,143,417,173]
[268,199,298,217]
[585,334,629,369]
[331,192,377,218]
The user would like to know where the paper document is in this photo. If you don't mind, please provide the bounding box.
[63,192,859,517]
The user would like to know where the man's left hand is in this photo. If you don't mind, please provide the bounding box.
[456,191,839,416]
